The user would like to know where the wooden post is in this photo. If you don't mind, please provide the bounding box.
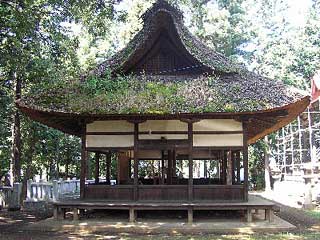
[173,149,176,177]
[106,152,111,185]
[94,152,100,184]
[236,151,241,183]
[161,150,165,184]
[73,208,79,221]
[86,152,90,180]
[168,150,173,185]
[265,209,274,222]
[80,129,87,199]
[243,121,249,202]
[134,123,139,201]
[227,150,232,185]
[246,209,252,222]
[188,207,193,224]
[188,122,193,202]
[129,208,136,222]
[222,150,227,184]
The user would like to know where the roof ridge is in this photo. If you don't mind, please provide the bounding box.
[142,0,183,23]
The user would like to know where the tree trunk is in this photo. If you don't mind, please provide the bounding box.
[10,72,22,184]
[22,123,37,201]
[264,136,272,191]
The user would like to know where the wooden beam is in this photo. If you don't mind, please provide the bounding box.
[80,128,87,199]
[94,152,100,184]
[188,122,193,202]
[243,121,249,202]
[134,123,139,201]
[138,139,189,150]
[180,118,200,124]
[85,130,243,135]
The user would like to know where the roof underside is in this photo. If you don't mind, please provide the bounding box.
[16,0,310,143]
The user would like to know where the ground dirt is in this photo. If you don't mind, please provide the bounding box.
[0,200,320,240]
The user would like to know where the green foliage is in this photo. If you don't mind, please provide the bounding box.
[249,140,266,190]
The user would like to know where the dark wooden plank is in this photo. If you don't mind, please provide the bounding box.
[134,123,139,201]
[106,152,111,184]
[94,152,100,184]
[236,151,241,183]
[161,150,165,184]
[80,128,87,199]
[243,121,249,202]
[188,122,193,201]
[227,150,232,185]
[167,150,173,185]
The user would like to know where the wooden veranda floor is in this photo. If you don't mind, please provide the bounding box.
[53,195,279,223]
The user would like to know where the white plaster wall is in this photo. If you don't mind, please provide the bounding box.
[86,135,134,148]
[139,120,187,131]
[193,134,243,147]
[193,119,242,132]
[86,121,134,132]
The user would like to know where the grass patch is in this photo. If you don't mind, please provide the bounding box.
[306,209,320,220]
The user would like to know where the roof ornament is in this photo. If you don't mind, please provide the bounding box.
[141,0,184,24]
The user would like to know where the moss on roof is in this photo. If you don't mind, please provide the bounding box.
[18,0,307,116]
[20,71,305,115]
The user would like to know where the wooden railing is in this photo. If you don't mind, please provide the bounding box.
[85,184,245,202]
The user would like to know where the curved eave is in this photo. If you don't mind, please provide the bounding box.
[16,96,310,143]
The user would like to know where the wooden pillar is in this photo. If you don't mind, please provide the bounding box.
[118,152,130,184]
[105,152,111,185]
[222,150,227,184]
[167,150,173,185]
[232,152,236,184]
[227,150,232,185]
[188,122,193,202]
[188,207,193,224]
[246,209,252,222]
[80,130,87,199]
[161,150,165,184]
[173,149,176,177]
[243,121,249,202]
[73,208,79,221]
[236,151,241,183]
[129,208,136,222]
[94,152,100,184]
[134,123,139,201]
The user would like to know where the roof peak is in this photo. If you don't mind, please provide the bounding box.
[142,0,183,24]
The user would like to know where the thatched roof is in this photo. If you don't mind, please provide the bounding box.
[16,0,310,143]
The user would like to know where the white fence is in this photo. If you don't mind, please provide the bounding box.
[26,178,115,202]
[26,178,81,202]
[0,183,22,210]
